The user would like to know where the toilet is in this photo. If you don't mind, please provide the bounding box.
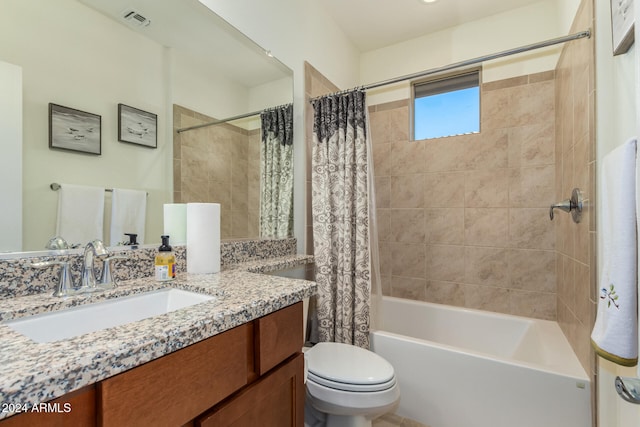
[304,341,400,427]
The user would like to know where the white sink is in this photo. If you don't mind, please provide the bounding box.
[5,288,214,343]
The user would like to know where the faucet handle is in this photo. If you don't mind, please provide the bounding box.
[549,188,583,223]
[549,200,571,220]
[31,261,75,297]
[99,255,128,289]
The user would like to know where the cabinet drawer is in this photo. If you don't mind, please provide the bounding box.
[98,324,249,427]
[255,302,302,375]
[196,353,304,427]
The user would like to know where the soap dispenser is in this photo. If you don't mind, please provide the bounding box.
[155,235,176,281]
[124,233,139,249]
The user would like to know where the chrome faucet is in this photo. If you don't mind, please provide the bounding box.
[78,239,109,291]
[31,240,128,297]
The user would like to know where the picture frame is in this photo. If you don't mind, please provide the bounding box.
[611,0,634,55]
[118,103,158,148]
[49,103,101,155]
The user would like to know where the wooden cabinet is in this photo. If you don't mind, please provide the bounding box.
[0,386,96,427]
[196,353,304,427]
[255,300,303,375]
[1,302,303,427]
[98,323,249,426]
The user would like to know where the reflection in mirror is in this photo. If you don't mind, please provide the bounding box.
[174,103,293,240]
[0,0,293,253]
[174,106,263,239]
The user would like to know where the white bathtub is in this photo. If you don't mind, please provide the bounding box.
[370,296,591,427]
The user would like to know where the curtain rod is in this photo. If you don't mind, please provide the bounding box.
[311,29,591,100]
[176,103,293,134]
[176,109,261,134]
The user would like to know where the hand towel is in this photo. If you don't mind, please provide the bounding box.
[55,184,105,247]
[109,188,147,246]
[591,137,638,367]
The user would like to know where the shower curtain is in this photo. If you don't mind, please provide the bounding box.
[260,104,294,239]
[311,90,375,349]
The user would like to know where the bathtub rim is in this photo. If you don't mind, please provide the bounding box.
[371,295,590,382]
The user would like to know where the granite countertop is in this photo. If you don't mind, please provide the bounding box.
[0,254,315,419]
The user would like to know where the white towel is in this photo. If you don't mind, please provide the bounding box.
[55,184,105,247]
[109,188,147,246]
[591,138,638,366]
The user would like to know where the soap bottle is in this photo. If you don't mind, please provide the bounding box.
[155,235,176,281]
[124,233,139,249]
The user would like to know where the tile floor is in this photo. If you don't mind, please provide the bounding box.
[373,413,430,427]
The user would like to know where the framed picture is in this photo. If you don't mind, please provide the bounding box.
[49,103,101,155]
[118,104,157,148]
[611,0,634,55]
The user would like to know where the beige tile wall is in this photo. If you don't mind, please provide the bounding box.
[554,0,596,412]
[173,104,260,239]
[371,71,558,320]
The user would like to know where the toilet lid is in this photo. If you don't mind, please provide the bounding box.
[305,342,395,390]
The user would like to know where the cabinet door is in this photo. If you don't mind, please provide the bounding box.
[197,353,304,427]
[98,324,249,427]
[255,302,302,375]
[0,386,96,427]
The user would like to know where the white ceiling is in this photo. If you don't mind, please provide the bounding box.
[320,0,548,52]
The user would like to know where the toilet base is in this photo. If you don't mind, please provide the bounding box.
[325,414,371,427]
[304,398,379,427]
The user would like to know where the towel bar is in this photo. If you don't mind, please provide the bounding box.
[50,182,148,196]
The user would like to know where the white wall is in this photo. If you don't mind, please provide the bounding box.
[595,0,640,423]
[0,61,22,253]
[361,0,581,105]
[172,49,251,123]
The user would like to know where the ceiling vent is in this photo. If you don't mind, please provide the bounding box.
[121,9,151,27]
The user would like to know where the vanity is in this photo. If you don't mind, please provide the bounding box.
[0,242,315,426]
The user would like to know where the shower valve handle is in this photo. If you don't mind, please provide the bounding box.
[549,200,571,220]
[549,188,583,223]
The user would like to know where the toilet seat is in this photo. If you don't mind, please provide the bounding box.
[305,342,397,392]
[307,371,396,392]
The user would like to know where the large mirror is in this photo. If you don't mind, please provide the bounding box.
[0,0,293,253]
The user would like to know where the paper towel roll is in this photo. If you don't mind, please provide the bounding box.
[163,204,187,245]
[186,203,220,274]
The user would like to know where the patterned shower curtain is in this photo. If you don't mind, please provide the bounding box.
[311,90,371,348]
[260,104,294,239]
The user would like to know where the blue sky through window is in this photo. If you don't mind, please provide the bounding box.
[414,86,479,140]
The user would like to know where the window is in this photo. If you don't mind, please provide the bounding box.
[412,71,480,140]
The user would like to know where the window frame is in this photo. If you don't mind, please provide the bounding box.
[410,67,482,141]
